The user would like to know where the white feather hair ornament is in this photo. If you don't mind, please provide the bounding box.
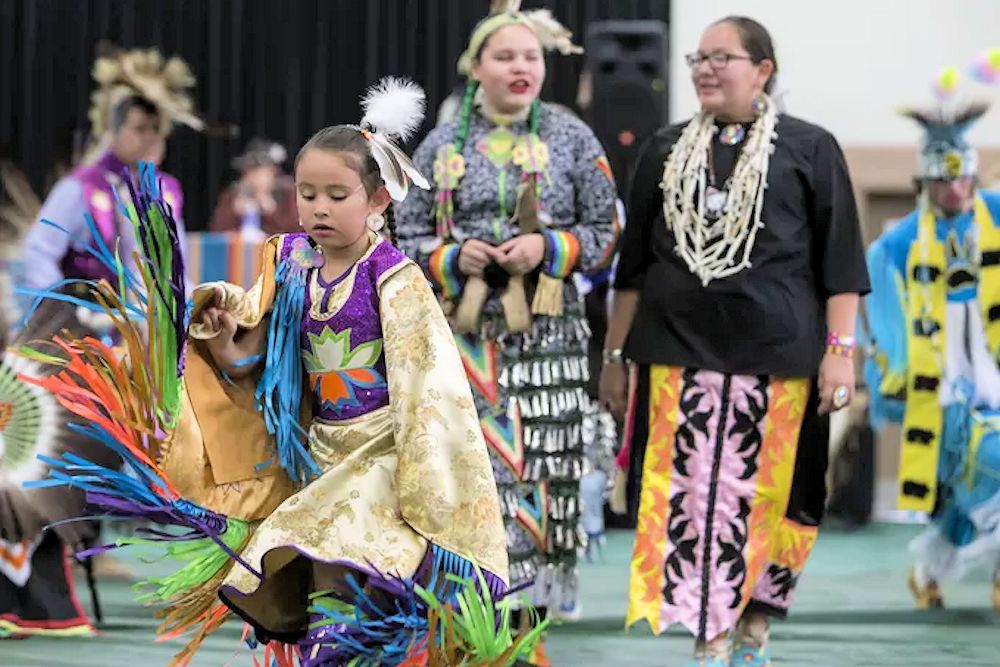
[358,77,430,201]
[360,77,426,143]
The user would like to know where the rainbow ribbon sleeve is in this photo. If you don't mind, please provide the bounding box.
[428,242,464,299]
[542,229,581,278]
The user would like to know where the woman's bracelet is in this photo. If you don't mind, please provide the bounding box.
[602,348,625,366]
[825,331,856,358]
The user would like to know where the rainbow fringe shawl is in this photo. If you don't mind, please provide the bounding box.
[17,163,251,664]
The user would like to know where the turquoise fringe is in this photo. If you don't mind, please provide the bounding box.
[254,257,321,484]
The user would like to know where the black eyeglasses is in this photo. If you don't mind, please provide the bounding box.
[684,51,753,69]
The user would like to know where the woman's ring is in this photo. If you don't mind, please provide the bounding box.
[833,385,850,409]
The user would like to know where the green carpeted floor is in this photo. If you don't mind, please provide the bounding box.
[2,524,998,666]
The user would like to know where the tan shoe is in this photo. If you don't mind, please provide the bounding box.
[907,568,944,610]
[992,579,1000,614]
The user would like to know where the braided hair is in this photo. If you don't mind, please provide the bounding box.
[434,79,542,236]
[452,79,541,157]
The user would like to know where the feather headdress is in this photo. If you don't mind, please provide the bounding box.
[85,43,203,162]
[899,100,991,179]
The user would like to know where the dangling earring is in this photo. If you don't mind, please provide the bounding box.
[298,218,304,227]
[751,95,768,117]
[366,212,385,232]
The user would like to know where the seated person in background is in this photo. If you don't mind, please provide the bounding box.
[210,137,298,237]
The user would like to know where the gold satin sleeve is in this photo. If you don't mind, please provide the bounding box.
[379,262,510,583]
[188,234,283,340]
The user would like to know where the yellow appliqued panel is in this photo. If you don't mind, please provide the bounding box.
[770,516,819,574]
[740,378,809,603]
[899,210,946,512]
[975,196,1000,358]
[626,365,682,632]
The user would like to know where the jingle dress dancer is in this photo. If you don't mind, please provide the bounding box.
[395,3,619,641]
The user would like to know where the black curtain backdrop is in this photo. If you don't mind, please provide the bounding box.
[0,0,669,230]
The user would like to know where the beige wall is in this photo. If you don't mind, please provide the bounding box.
[845,146,1000,243]
[670,0,1000,147]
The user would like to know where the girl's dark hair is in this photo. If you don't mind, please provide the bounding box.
[295,125,396,241]
[715,16,778,94]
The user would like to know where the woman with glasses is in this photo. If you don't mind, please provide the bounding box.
[599,15,870,667]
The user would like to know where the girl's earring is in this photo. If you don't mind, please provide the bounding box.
[366,212,385,232]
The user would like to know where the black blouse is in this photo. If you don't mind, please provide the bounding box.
[615,115,871,377]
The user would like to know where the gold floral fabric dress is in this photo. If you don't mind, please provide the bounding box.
[188,233,508,641]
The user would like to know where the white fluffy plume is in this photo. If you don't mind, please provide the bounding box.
[360,77,426,142]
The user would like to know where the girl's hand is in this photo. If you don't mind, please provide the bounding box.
[196,285,265,377]
[202,307,237,342]
[203,308,239,368]
[196,285,227,332]
[204,311,267,377]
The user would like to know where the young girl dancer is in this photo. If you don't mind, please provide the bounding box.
[28,79,539,666]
